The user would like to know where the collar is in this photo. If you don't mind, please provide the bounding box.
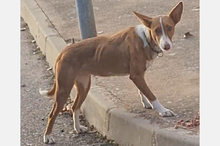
[142,30,164,57]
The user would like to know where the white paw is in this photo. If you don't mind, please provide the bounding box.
[151,100,174,117]
[74,125,88,134]
[159,109,174,117]
[43,134,55,144]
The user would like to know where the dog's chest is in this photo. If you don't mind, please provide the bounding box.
[146,60,153,69]
[145,52,157,70]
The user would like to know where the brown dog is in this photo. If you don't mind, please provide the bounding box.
[40,2,183,144]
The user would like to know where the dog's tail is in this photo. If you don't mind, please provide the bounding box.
[39,49,64,98]
[39,82,56,97]
[39,65,57,98]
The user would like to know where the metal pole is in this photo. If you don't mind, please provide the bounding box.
[75,0,97,40]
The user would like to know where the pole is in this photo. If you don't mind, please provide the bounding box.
[75,0,97,40]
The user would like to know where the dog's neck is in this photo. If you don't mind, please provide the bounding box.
[135,25,161,60]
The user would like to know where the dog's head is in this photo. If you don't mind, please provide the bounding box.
[133,1,183,51]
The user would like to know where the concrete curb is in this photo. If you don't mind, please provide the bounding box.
[21,0,199,145]
[20,0,66,67]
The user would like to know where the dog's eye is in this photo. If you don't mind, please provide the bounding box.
[167,25,172,31]
[155,28,161,34]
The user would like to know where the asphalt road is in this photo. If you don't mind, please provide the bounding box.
[20,18,117,146]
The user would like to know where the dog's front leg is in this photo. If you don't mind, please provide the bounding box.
[129,62,174,117]
[130,74,174,117]
[138,89,153,109]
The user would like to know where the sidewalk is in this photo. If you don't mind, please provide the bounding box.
[21,0,199,145]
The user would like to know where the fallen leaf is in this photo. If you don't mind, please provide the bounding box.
[20,27,26,31]
[181,122,186,126]
[98,31,104,34]
[47,67,52,71]
[177,119,183,124]
[186,123,193,128]
[31,40,36,43]
[184,32,193,38]
[21,84,26,87]
[33,51,39,55]
[168,53,176,56]
[192,6,199,11]
[174,125,178,129]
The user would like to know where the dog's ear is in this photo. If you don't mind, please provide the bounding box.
[168,1,183,25]
[133,11,152,28]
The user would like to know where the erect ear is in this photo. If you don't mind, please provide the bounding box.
[133,11,152,28]
[168,1,183,25]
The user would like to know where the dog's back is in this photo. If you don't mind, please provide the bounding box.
[58,27,143,76]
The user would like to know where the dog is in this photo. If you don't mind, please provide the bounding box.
[39,1,183,144]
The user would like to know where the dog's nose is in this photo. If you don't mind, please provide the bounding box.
[164,43,170,50]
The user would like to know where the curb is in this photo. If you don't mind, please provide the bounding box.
[20,0,66,68]
[21,0,199,145]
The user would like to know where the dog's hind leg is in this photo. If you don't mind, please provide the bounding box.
[71,74,91,133]
[43,62,76,144]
